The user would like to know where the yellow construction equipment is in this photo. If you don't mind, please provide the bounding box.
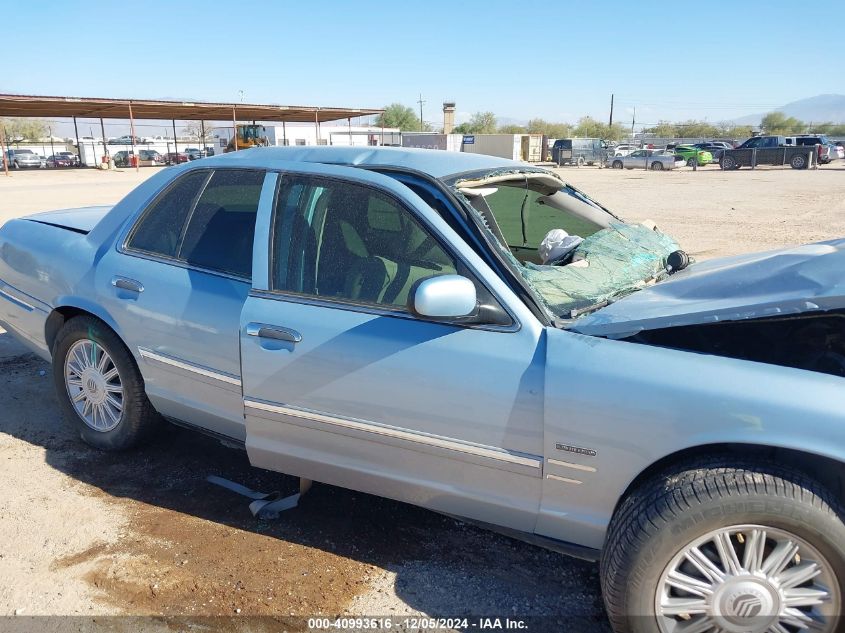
[225,124,269,152]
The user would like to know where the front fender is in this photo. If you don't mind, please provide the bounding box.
[538,327,845,549]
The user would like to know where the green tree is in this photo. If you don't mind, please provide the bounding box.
[498,124,526,133]
[374,103,425,131]
[644,120,677,138]
[0,117,49,142]
[454,111,497,134]
[715,123,753,140]
[526,118,572,138]
[761,112,805,135]
[570,117,626,141]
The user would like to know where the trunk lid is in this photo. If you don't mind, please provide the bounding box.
[24,206,113,235]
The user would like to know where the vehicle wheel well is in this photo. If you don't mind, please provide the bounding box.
[615,443,845,519]
[45,306,99,354]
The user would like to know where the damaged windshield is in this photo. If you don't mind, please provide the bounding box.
[451,169,680,320]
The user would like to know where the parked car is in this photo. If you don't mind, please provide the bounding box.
[786,135,836,164]
[608,143,638,157]
[610,148,684,170]
[113,150,165,167]
[2,147,845,633]
[184,147,205,160]
[721,136,819,169]
[673,145,713,166]
[112,151,132,167]
[165,152,190,165]
[833,143,845,160]
[551,138,607,166]
[55,151,80,166]
[138,149,164,165]
[108,135,148,146]
[691,142,729,162]
[46,154,74,168]
[4,148,43,169]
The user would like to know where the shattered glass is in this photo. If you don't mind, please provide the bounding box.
[454,173,680,320]
[523,223,679,317]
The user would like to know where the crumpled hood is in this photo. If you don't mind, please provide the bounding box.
[25,206,113,234]
[571,239,845,338]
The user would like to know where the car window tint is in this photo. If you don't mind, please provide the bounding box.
[179,169,264,278]
[272,176,456,309]
[127,170,209,257]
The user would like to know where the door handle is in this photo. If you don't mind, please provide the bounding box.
[246,323,302,343]
[111,276,144,293]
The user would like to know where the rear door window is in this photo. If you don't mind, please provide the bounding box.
[127,170,210,258]
[179,169,265,279]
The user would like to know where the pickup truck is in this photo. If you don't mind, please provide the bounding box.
[720,135,819,169]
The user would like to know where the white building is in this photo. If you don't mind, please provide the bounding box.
[211,123,400,151]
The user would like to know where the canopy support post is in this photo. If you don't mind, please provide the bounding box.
[128,101,138,172]
[72,116,81,168]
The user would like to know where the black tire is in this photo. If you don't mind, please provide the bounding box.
[601,458,845,633]
[577,157,585,167]
[791,154,808,169]
[721,155,738,170]
[612,160,623,169]
[686,157,695,167]
[13,160,20,169]
[650,161,664,171]
[52,316,159,451]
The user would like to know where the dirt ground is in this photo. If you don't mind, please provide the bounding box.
[1,162,844,630]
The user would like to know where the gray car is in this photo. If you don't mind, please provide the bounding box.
[1,147,844,632]
[610,149,685,170]
[4,148,43,169]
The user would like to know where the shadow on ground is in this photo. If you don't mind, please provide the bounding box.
[0,331,609,632]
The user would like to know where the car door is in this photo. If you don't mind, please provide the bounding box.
[240,164,545,531]
[98,167,271,441]
[627,149,646,168]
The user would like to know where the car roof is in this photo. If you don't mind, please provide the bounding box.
[196,146,526,179]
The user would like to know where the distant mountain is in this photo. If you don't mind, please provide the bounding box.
[733,94,845,125]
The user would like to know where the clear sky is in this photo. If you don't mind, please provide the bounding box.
[2,0,843,130]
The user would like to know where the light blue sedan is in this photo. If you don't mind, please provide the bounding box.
[1,147,844,633]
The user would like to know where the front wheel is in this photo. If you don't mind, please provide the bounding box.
[52,316,159,450]
[650,161,664,171]
[686,157,696,167]
[601,459,845,633]
[721,155,738,170]
[612,160,623,169]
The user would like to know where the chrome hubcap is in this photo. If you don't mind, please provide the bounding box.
[656,525,840,632]
[64,339,124,432]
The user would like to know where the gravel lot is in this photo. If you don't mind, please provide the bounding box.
[1,162,843,630]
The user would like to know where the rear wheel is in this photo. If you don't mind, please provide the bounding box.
[650,161,664,171]
[791,154,808,169]
[612,160,623,169]
[686,157,696,167]
[52,316,159,450]
[601,459,845,633]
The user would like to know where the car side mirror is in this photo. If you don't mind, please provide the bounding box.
[410,275,478,320]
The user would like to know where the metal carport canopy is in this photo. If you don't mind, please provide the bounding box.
[0,93,383,122]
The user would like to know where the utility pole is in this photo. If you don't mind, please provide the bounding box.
[608,93,614,128]
[417,93,426,131]
[631,106,636,140]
